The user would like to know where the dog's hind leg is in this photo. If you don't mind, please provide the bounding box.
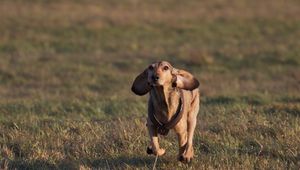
[180,96,199,163]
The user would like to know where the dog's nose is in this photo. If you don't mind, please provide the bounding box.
[152,75,159,81]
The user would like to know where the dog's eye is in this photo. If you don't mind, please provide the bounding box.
[148,65,154,70]
[163,66,169,71]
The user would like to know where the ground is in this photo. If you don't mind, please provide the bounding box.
[0,0,299,169]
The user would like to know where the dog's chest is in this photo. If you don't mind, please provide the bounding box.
[151,90,181,123]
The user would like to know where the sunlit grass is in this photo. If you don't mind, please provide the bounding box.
[0,0,299,169]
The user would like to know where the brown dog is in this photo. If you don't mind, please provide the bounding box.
[131,61,200,163]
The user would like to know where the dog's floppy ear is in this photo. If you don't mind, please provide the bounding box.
[131,68,151,96]
[172,68,199,91]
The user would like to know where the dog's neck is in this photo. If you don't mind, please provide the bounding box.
[150,85,181,123]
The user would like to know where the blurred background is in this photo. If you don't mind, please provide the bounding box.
[0,0,299,169]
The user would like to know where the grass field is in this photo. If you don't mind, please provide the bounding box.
[0,0,299,169]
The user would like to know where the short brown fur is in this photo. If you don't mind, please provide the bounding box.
[131,61,200,163]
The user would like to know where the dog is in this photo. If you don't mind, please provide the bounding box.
[131,61,200,163]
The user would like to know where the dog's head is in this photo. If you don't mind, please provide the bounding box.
[131,61,199,96]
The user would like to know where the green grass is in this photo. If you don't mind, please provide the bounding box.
[0,0,300,169]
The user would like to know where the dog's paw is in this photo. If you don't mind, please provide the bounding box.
[178,154,193,163]
[178,148,194,163]
[155,148,166,156]
[146,147,165,156]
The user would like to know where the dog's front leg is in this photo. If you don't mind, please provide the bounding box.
[146,118,165,156]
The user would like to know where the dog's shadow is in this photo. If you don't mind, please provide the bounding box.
[86,155,171,169]
[88,155,177,169]
[5,155,171,169]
